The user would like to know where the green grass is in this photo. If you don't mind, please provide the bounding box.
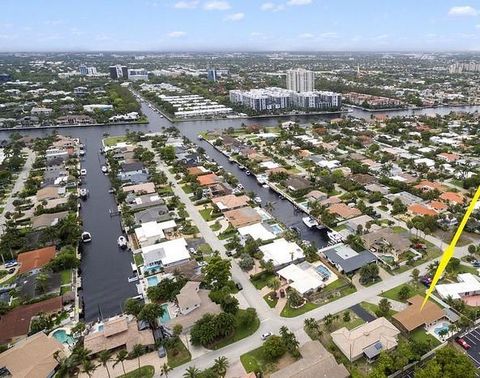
[280,302,318,318]
[218,225,237,240]
[119,366,154,378]
[208,309,260,350]
[199,208,217,221]
[241,346,268,373]
[60,270,71,285]
[410,328,441,347]
[198,243,213,255]
[182,184,194,194]
[167,339,191,368]
[134,253,144,266]
[457,264,478,275]
[360,301,397,318]
[263,292,278,308]
[210,222,222,231]
[392,226,408,233]
[381,283,426,303]
[104,135,127,147]
[250,272,275,290]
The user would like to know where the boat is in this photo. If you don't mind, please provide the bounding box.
[128,275,139,283]
[302,216,319,228]
[80,168,87,176]
[256,175,267,185]
[118,236,128,249]
[262,184,269,189]
[101,165,108,173]
[79,188,89,199]
[81,232,92,243]
[197,134,204,140]
[79,149,85,156]
[238,165,245,170]
[108,187,115,194]
[245,170,251,176]
[254,196,262,204]
[327,231,343,243]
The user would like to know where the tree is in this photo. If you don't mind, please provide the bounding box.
[359,263,380,285]
[131,344,145,370]
[220,295,239,314]
[343,311,351,323]
[238,254,254,271]
[411,268,420,287]
[81,359,98,378]
[304,318,322,339]
[203,254,231,290]
[377,298,392,317]
[237,307,257,327]
[173,324,183,338]
[138,303,164,331]
[183,366,201,378]
[98,350,112,378]
[160,363,173,377]
[263,335,287,361]
[414,346,476,378]
[267,277,281,297]
[279,326,300,357]
[287,290,304,308]
[113,349,128,375]
[398,285,412,301]
[391,198,407,215]
[124,298,144,317]
[468,245,477,256]
[213,356,229,378]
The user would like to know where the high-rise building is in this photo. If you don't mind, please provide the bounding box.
[109,65,124,79]
[286,68,315,92]
[127,68,148,81]
[79,64,97,76]
[207,68,217,81]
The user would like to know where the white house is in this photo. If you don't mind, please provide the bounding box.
[259,238,304,269]
[134,220,177,247]
[238,223,276,242]
[142,238,190,270]
[436,273,480,301]
[277,263,325,295]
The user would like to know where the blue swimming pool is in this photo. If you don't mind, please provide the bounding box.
[316,265,331,279]
[270,224,282,234]
[434,323,449,336]
[147,276,159,287]
[157,303,171,323]
[52,329,75,346]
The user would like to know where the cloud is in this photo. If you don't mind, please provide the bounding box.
[174,0,199,9]
[287,0,312,5]
[261,2,285,11]
[204,1,231,10]
[298,33,314,39]
[448,6,478,16]
[167,31,187,38]
[224,12,245,21]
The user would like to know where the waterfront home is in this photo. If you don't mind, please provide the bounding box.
[321,244,377,275]
[134,220,177,247]
[17,245,56,275]
[224,207,262,228]
[122,182,156,195]
[176,281,201,315]
[212,194,250,212]
[142,238,191,270]
[31,211,69,230]
[436,273,480,305]
[259,238,305,269]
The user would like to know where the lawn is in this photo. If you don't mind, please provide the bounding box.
[392,226,408,233]
[241,346,268,373]
[104,136,127,147]
[199,208,218,221]
[218,225,237,240]
[167,339,191,368]
[381,283,426,303]
[250,272,275,290]
[410,328,441,347]
[360,301,397,318]
[210,221,222,232]
[182,184,194,194]
[119,366,154,378]
[134,253,144,266]
[280,302,318,318]
[198,243,213,255]
[263,292,278,308]
[208,309,260,350]
[60,270,71,285]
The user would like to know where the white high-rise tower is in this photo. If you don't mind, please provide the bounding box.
[286,68,315,92]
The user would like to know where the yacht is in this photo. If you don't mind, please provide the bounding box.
[81,232,92,243]
[245,170,251,176]
[118,236,128,249]
[256,175,267,185]
[101,165,108,174]
[327,231,343,243]
[254,196,262,204]
[80,168,87,176]
[302,216,319,228]
[79,188,89,199]
[79,149,85,156]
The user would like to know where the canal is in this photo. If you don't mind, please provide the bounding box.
[1,102,480,320]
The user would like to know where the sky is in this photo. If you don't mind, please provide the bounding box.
[1,0,480,51]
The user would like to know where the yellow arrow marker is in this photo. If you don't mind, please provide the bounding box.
[422,186,480,310]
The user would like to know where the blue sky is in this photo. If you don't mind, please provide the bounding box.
[1,0,480,51]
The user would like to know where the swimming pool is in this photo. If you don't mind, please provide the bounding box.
[434,323,450,336]
[380,255,395,264]
[147,276,159,287]
[316,265,331,279]
[52,329,75,346]
[157,303,171,324]
[269,224,282,235]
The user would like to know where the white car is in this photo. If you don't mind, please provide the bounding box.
[80,169,87,176]
[261,332,272,340]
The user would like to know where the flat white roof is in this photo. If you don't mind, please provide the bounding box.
[135,220,176,244]
[277,263,324,294]
[142,238,189,266]
[238,223,276,241]
[260,238,304,267]
[436,273,480,300]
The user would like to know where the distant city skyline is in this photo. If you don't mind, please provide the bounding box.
[2,0,480,51]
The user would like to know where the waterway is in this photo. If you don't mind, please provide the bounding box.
[1,102,479,321]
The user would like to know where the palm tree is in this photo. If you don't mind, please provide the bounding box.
[410,268,420,287]
[98,350,112,378]
[113,349,128,375]
[160,363,173,377]
[81,359,98,378]
[183,366,201,378]
[267,277,281,299]
[131,344,145,370]
[213,356,229,377]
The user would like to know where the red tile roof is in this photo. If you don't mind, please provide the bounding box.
[17,246,56,274]
[408,204,437,216]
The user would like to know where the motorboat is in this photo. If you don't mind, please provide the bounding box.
[245,170,251,176]
[254,196,262,204]
[80,168,87,176]
[128,275,139,283]
[101,165,108,173]
[236,184,244,190]
[256,175,267,185]
[81,232,92,243]
[327,231,343,243]
[262,184,269,189]
[108,188,115,194]
[118,236,128,249]
[302,216,319,228]
[79,149,85,156]
[79,188,89,199]
[197,134,204,140]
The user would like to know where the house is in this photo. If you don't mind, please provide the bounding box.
[134,220,177,247]
[197,173,221,186]
[142,238,191,271]
[224,207,262,228]
[321,244,377,275]
[270,340,349,378]
[438,152,460,162]
[386,191,423,206]
[284,176,312,192]
[122,182,156,195]
[351,173,377,186]
[408,203,438,216]
[0,332,64,378]
[440,191,465,205]
[0,296,64,344]
[238,223,277,242]
[331,317,400,361]
[186,166,210,177]
[414,180,446,193]
[212,194,250,211]
[392,295,445,333]
[362,228,411,260]
[345,215,375,233]
[259,238,304,269]
[127,193,165,211]
[436,273,480,304]
[277,263,330,295]
[306,190,328,202]
[31,211,69,230]
[83,315,154,355]
[134,205,171,224]
[36,186,62,202]
[176,281,201,315]
[17,246,56,275]
[328,203,362,219]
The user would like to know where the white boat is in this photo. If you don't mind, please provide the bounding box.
[197,134,204,140]
[327,231,343,243]
[262,184,269,189]
[245,170,251,176]
[80,168,87,176]
[128,275,139,283]
[256,175,267,185]
[81,232,92,243]
[118,236,128,249]
[254,196,262,204]
[79,150,85,156]
[101,165,108,173]
[302,216,319,228]
[79,188,89,199]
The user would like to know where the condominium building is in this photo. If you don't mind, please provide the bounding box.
[287,68,315,92]
[109,65,126,79]
[127,68,148,81]
[79,64,97,76]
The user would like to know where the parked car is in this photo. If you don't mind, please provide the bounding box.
[235,282,243,291]
[4,261,17,269]
[473,261,480,268]
[420,276,432,287]
[456,337,471,350]
[261,332,272,340]
[279,289,286,298]
[226,251,233,257]
[157,345,167,358]
[413,243,427,251]
[7,268,15,274]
